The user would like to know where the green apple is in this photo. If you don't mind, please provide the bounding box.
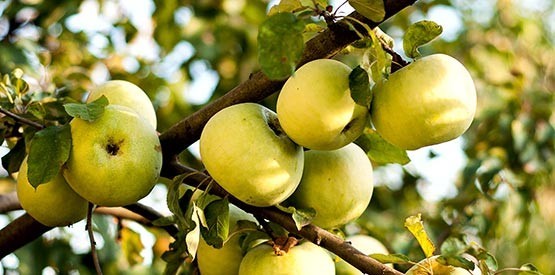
[238,241,335,275]
[371,53,477,150]
[276,59,369,150]
[86,80,157,129]
[199,103,304,207]
[197,204,257,275]
[287,143,373,229]
[335,235,391,275]
[405,255,481,275]
[63,105,162,207]
[17,158,88,227]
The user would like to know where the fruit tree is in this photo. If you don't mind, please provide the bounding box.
[0,0,553,274]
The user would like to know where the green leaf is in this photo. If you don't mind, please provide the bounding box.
[1,138,26,174]
[519,263,543,275]
[63,95,109,122]
[362,29,389,84]
[355,128,410,165]
[276,204,316,230]
[404,214,436,258]
[440,237,467,256]
[348,0,385,22]
[268,0,304,16]
[27,125,72,188]
[403,20,443,58]
[185,203,202,260]
[369,253,411,264]
[200,198,230,249]
[258,12,305,80]
[349,66,373,108]
[476,250,498,272]
[437,255,475,271]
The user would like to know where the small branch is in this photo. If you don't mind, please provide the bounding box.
[382,45,410,73]
[87,203,103,275]
[0,108,45,130]
[123,203,179,236]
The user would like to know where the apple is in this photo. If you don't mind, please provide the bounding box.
[335,235,391,275]
[405,255,482,275]
[286,143,373,229]
[63,105,162,207]
[16,158,88,227]
[238,241,335,275]
[370,54,477,150]
[199,103,304,207]
[86,80,157,129]
[276,59,369,150]
[197,204,257,275]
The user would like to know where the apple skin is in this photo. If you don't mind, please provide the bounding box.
[277,59,369,150]
[370,54,477,150]
[286,143,373,229]
[199,103,304,207]
[238,241,335,275]
[197,204,257,275]
[86,80,157,129]
[406,255,482,275]
[335,235,391,275]
[63,105,162,207]
[17,158,88,227]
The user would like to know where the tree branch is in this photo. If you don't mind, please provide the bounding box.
[159,0,417,176]
[171,163,403,275]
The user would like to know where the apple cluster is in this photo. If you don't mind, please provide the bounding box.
[17,80,162,227]
[198,59,376,274]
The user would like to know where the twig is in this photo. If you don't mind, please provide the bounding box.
[86,202,103,275]
[0,108,45,130]
[382,45,410,73]
[0,192,20,213]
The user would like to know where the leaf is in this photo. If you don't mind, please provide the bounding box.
[476,250,498,272]
[268,0,303,16]
[27,124,72,187]
[437,255,475,271]
[348,0,385,22]
[120,227,145,266]
[185,203,202,260]
[404,214,435,258]
[276,204,316,230]
[440,237,467,256]
[370,253,411,264]
[363,29,389,84]
[257,12,305,80]
[518,263,543,275]
[200,198,230,249]
[349,66,373,108]
[63,95,109,122]
[355,128,410,165]
[403,20,443,58]
[1,138,26,174]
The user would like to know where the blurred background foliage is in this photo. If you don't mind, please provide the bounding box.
[0,0,553,274]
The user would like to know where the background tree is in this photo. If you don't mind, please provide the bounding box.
[0,0,553,274]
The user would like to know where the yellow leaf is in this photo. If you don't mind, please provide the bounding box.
[121,227,145,266]
[404,214,436,257]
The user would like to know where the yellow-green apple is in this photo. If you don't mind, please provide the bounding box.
[199,103,304,207]
[286,143,373,229]
[86,80,157,129]
[335,235,391,275]
[197,204,257,275]
[17,158,88,227]
[371,54,476,150]
[406,255,482,275]
[63,105,162,207]
[276,59,369,150]
[238,241,335,275]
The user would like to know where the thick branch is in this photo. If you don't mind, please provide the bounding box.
[159,0,417,176]
[0,213,50,258]
[0,192,20,213]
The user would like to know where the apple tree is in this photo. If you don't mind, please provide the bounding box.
[0,0,553,274]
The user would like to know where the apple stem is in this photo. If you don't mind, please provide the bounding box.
[86,202,103,275]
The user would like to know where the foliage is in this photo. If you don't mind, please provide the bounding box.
[0,0,553,274]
